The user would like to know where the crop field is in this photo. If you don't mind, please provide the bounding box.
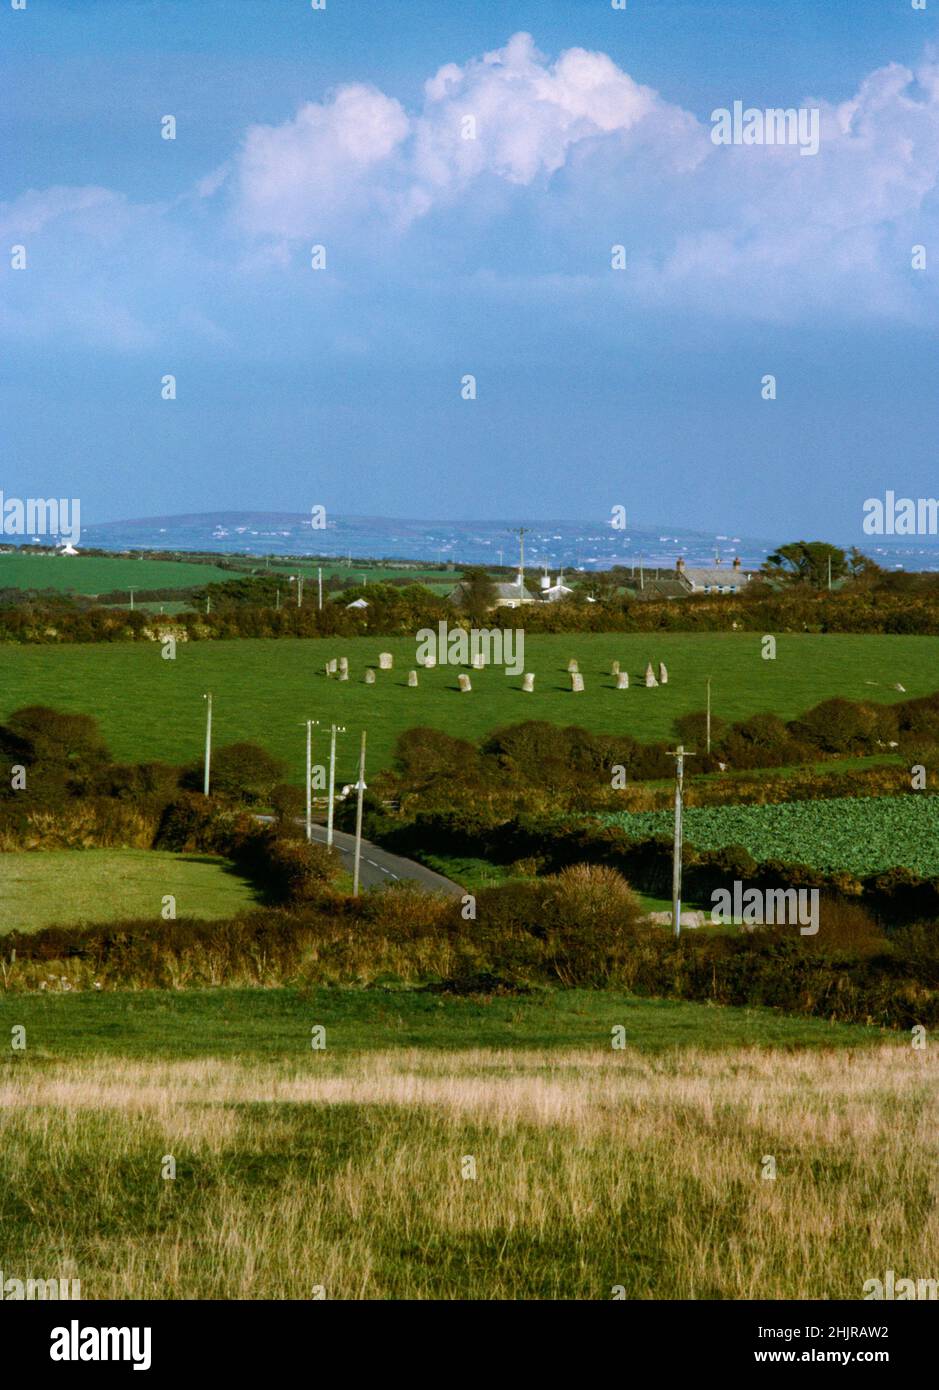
[1,633,937,783]
[0,849,261,934]
[601,794,939,876]
[1,987,925,1300]
[0,553,233,594]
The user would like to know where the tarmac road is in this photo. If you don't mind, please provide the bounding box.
[257,816,464,897]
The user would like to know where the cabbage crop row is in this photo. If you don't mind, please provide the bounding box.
[600,795,939,877]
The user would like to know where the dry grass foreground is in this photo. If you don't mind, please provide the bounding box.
[1,1043,935,1300]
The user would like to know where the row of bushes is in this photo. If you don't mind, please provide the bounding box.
[9,565,939,641]
[3,865,937,1028]
[378,690,939,814]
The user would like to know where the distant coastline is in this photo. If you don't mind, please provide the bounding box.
[65,512,939,573]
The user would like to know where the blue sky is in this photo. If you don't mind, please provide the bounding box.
[2,0,938,541]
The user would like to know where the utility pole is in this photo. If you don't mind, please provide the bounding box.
[827,554,832,592]
[326,723,346,847]
[317,567,323,611]
[352,729,367,896]
[203,693,213,797]
[516,526,528,594]
[706,676,712,755]
[128,588,136,612]
[296,574,304,608]
[666,744,695,938]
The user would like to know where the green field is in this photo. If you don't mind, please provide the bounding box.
[0,553,232,594]
[0,849,261,933]
[2,987,930,1300]
[601,794,939,876]
[1,632,937,783]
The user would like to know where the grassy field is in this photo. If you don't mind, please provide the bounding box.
[0,849,261,934]
[2,632,937,783]
[0,553,232,594]
[0,987,929,1300]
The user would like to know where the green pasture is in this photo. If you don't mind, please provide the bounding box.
[0,553,232,594]
[1,632,937,783]
[0,986,885,1061]
[0,849,261,934]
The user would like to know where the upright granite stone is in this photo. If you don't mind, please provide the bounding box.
[379,652,393,670]
[522,673,535,692]
[616,671,629,689]
[458,674,472,693]
[645,663,658,688]
[571,673,585,693]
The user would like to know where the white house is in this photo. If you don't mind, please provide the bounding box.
[676,556,749,595]
[448,574,536,609]
[538,573,574,602]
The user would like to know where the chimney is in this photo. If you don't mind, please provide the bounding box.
[732,556,741,571]
[676,557,685,574]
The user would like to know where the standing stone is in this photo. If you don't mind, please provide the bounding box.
[658,662,668,685]
[571,673,585,693]
[458,674,472,693]
[327,658,338,676]
[471,653,485,670]
[644,663,658,688]
[567,658,579,673]
[421,654,436,669]
[611,660,620,676]
[522,673,535,693]
[616,671,629,690]
[408,670,418,687]
[338,657,349,682]
[364,668,376,685]
[379,652,393,670]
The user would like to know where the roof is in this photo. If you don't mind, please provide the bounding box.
[448,580,536,604]
[634,579,687,600]
[681,568,747,589]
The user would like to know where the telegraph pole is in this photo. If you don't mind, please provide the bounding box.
[352,730,367,896]
[515,526,528,595]
[666,744,695,938]
[203,693,213,797]
[317,566,323,611]
[706,676,712,755]
[128,587,136,612]
[326,723,345,847]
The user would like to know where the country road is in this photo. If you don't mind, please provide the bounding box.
[257,817,464,897]
[311,823,465,896]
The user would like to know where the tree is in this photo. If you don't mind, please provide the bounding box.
[762,541,848,588]
[183,741,286,804]
[456,567,498,621]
